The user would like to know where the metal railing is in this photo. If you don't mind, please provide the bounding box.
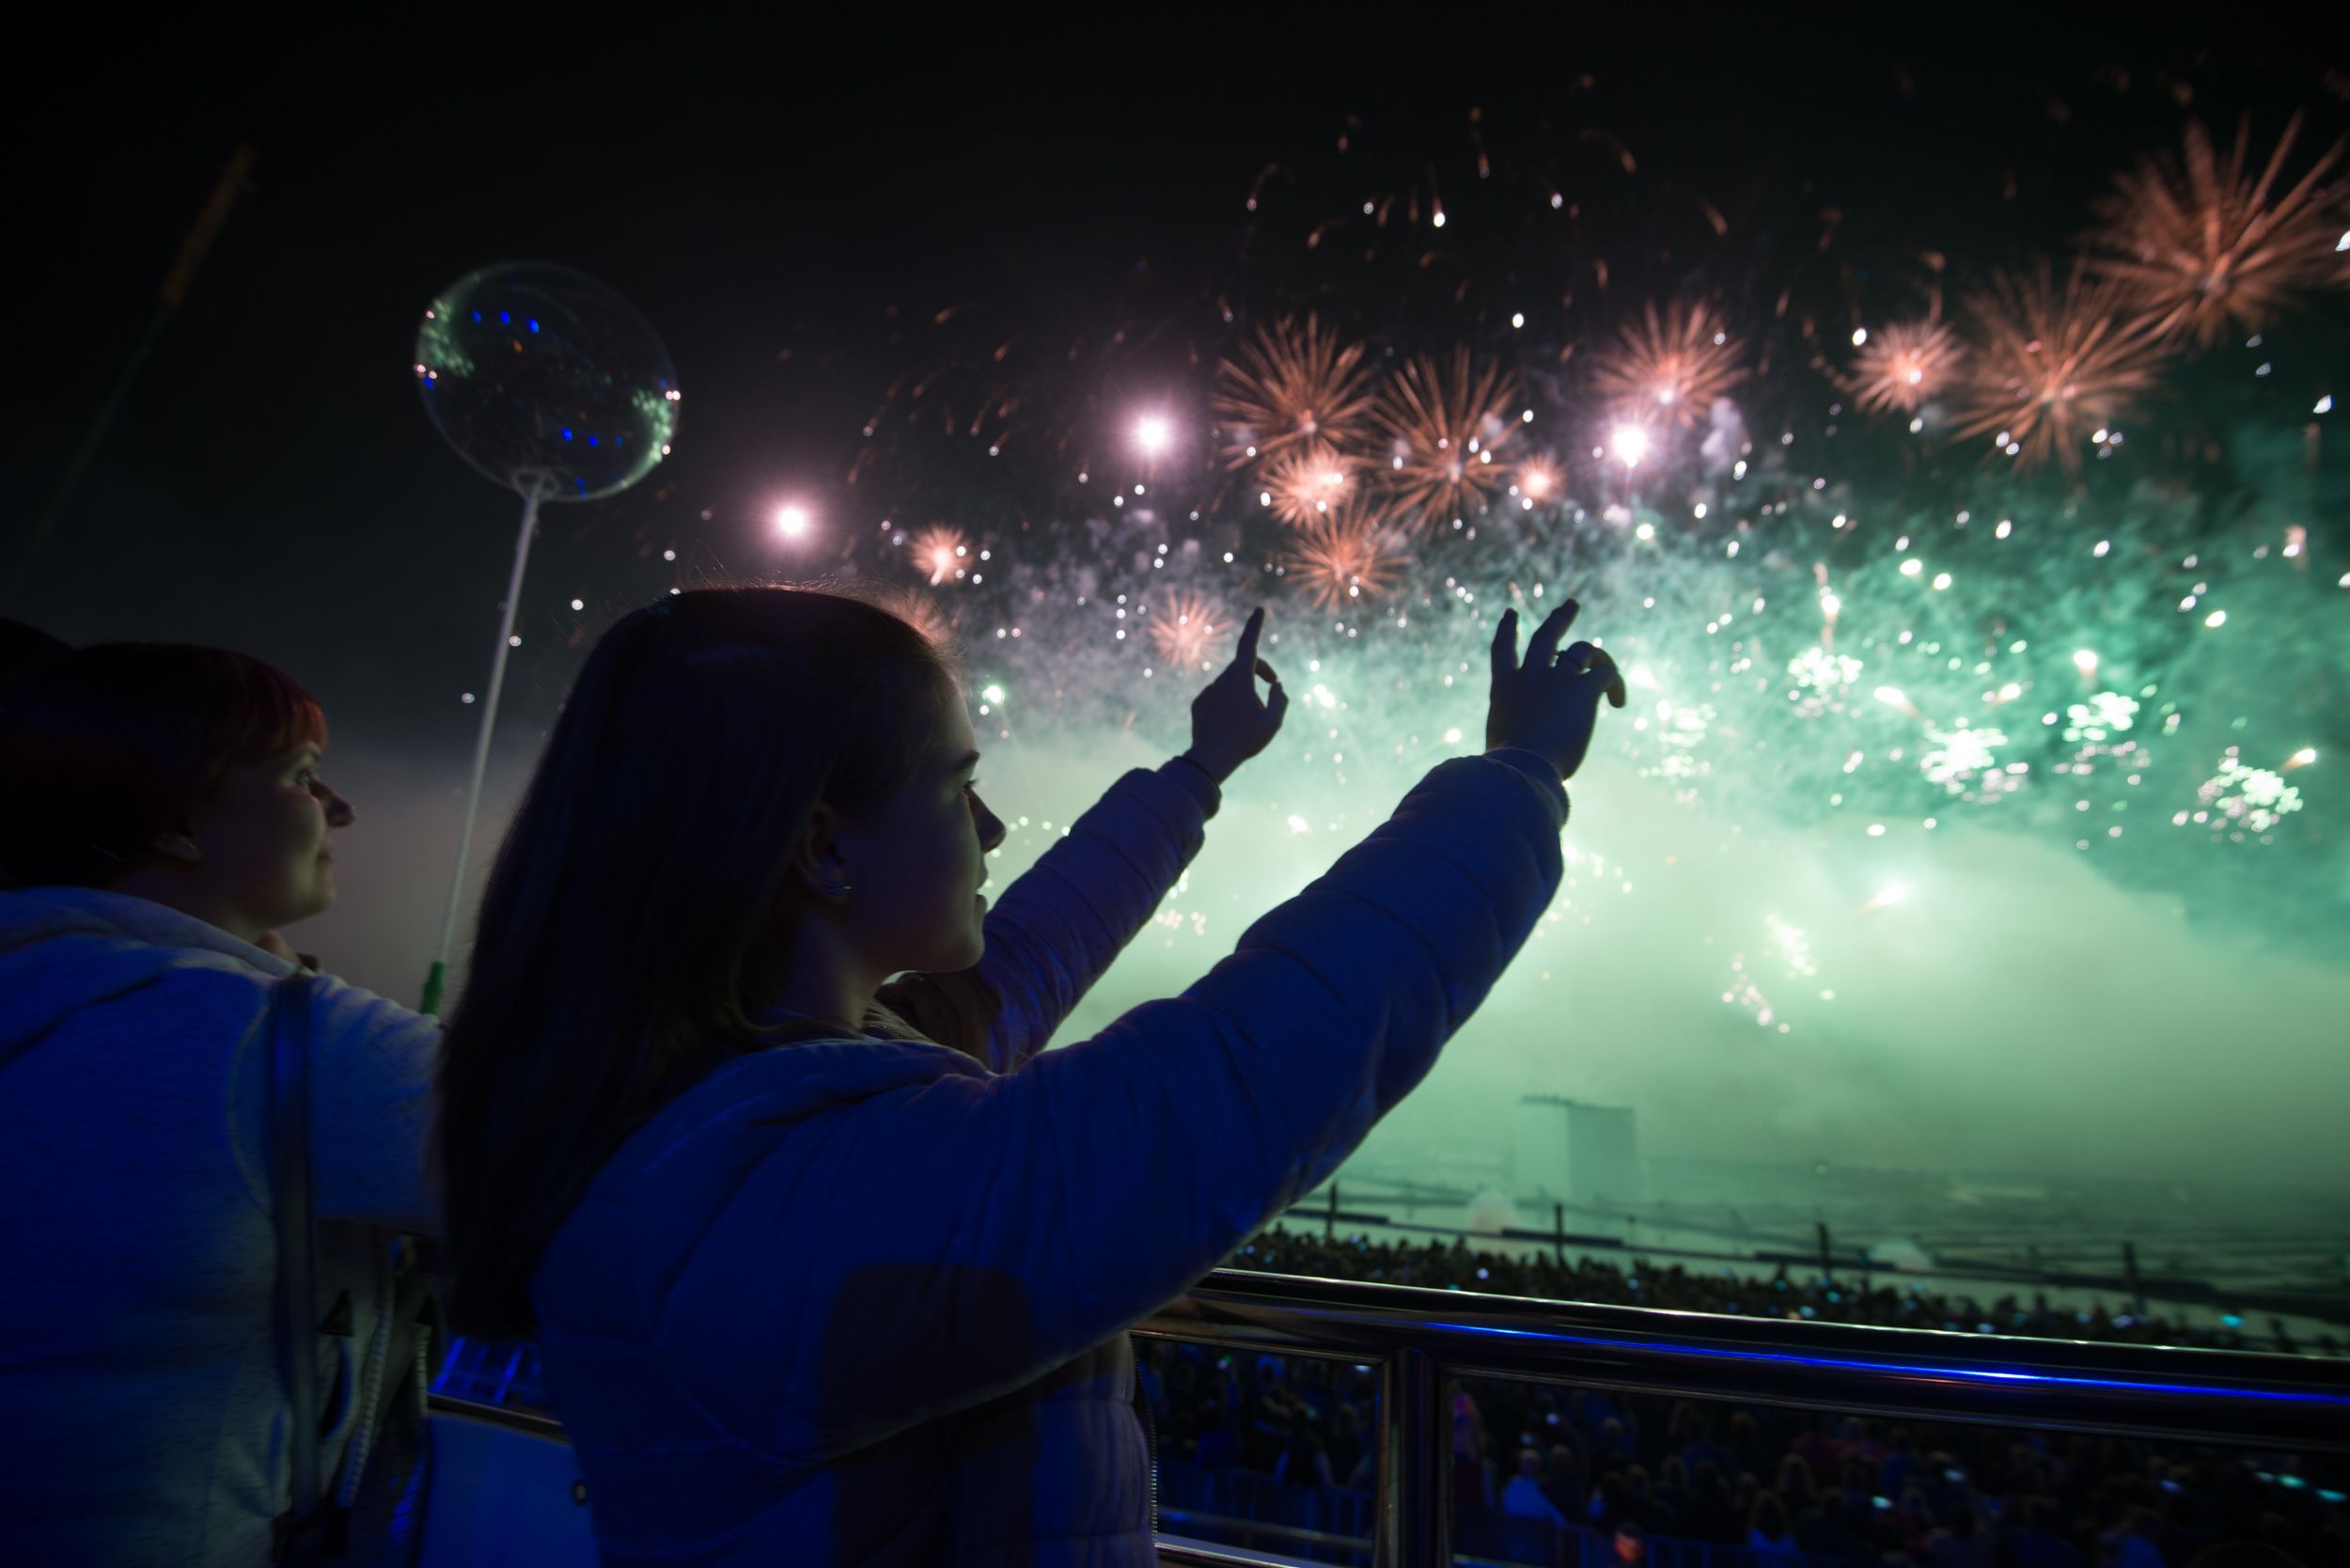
[1130,1268,2350,1567]
[428,1266,2350,1568]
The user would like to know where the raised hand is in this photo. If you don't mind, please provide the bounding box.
[1485,598,1626,780]
[1183,606,1290,785]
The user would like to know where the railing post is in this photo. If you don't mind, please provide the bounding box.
[1554,1201,1566,1268]
[1378,1346,1448,1567]
[1327,1183,1340,1242]
[1817,1221,1835,1287]
[2124,1241,2146,1317]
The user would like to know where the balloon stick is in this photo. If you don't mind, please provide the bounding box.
[420,483,542,1015]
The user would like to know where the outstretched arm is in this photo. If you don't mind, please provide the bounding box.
[875,607,1289,1072]
[713,748,1571,1465]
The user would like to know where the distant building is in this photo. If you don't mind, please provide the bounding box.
[1512,1097,1641,1203]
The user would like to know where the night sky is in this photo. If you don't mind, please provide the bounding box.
[11,32,2349,1174]
[20,27,2329,744]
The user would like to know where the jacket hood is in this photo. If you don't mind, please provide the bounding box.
[0,887,290,1068]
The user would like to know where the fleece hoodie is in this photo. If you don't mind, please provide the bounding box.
[531,748,1570,1566]
[0,886,440,1568]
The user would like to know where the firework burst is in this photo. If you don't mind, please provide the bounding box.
[833,575,964,657]
[1146,590,1225,667]
[2089,113,2347,347]
[909,525,967,586]
[1843,320,1965,415]
[1590,302,1747,429]
[1512,454,1564,510]
[1260,443,1359,526]
[1371,346,1519,531]
[1213,314,1380,467]
[1283,507,1413,613]
[1951,264,2170,474]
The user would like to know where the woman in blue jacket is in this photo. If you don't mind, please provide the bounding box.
[0,642,440,1565]
[435,583,1621,1565]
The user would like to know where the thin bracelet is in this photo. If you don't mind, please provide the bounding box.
[1173,753,1221,786]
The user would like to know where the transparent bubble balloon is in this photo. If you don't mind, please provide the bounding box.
[414,262,679,501]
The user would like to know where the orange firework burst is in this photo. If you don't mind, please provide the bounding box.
[1590,302,1747,429]
[1843,321,1965,415]
[1214,315,1380,466]
[2090,113,2346,347]
[1951,264,2170,474]
[844,579,961,655]
[1512,454,1563,509]
[1283,507,1413,613]
[1260,443,1358,526]
[909,525,967,586]
[1371,346,1519,531]
[1146,591,1225,667]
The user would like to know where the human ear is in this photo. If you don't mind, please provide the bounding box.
[791,802,854,903]
[149,832,204,863]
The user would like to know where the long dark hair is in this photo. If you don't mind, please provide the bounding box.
[434,585,963,1335]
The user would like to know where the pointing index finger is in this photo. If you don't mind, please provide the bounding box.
[1235,605,1265,670]
[1491,607,1521,683]
[1525,599,1580,670]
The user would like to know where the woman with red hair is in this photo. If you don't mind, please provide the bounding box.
[0,640,440,1566]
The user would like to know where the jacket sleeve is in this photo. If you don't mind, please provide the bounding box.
[871,758,1220,1074]
[708,751,1568,1462]
[305,979,443,1234]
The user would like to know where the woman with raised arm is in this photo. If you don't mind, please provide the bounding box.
[434,584,1622,1566]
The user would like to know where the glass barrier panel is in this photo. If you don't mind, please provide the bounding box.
[1442,1372,2348,1568]
[1142,1337,1382,1565]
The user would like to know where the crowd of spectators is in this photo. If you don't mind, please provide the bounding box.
[1220,1226,2344,1357]
[1127,1226,2348,1568]
[1138,1339,2348,1568]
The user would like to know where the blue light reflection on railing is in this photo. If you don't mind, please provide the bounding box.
[1420,1319,2350,1408]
